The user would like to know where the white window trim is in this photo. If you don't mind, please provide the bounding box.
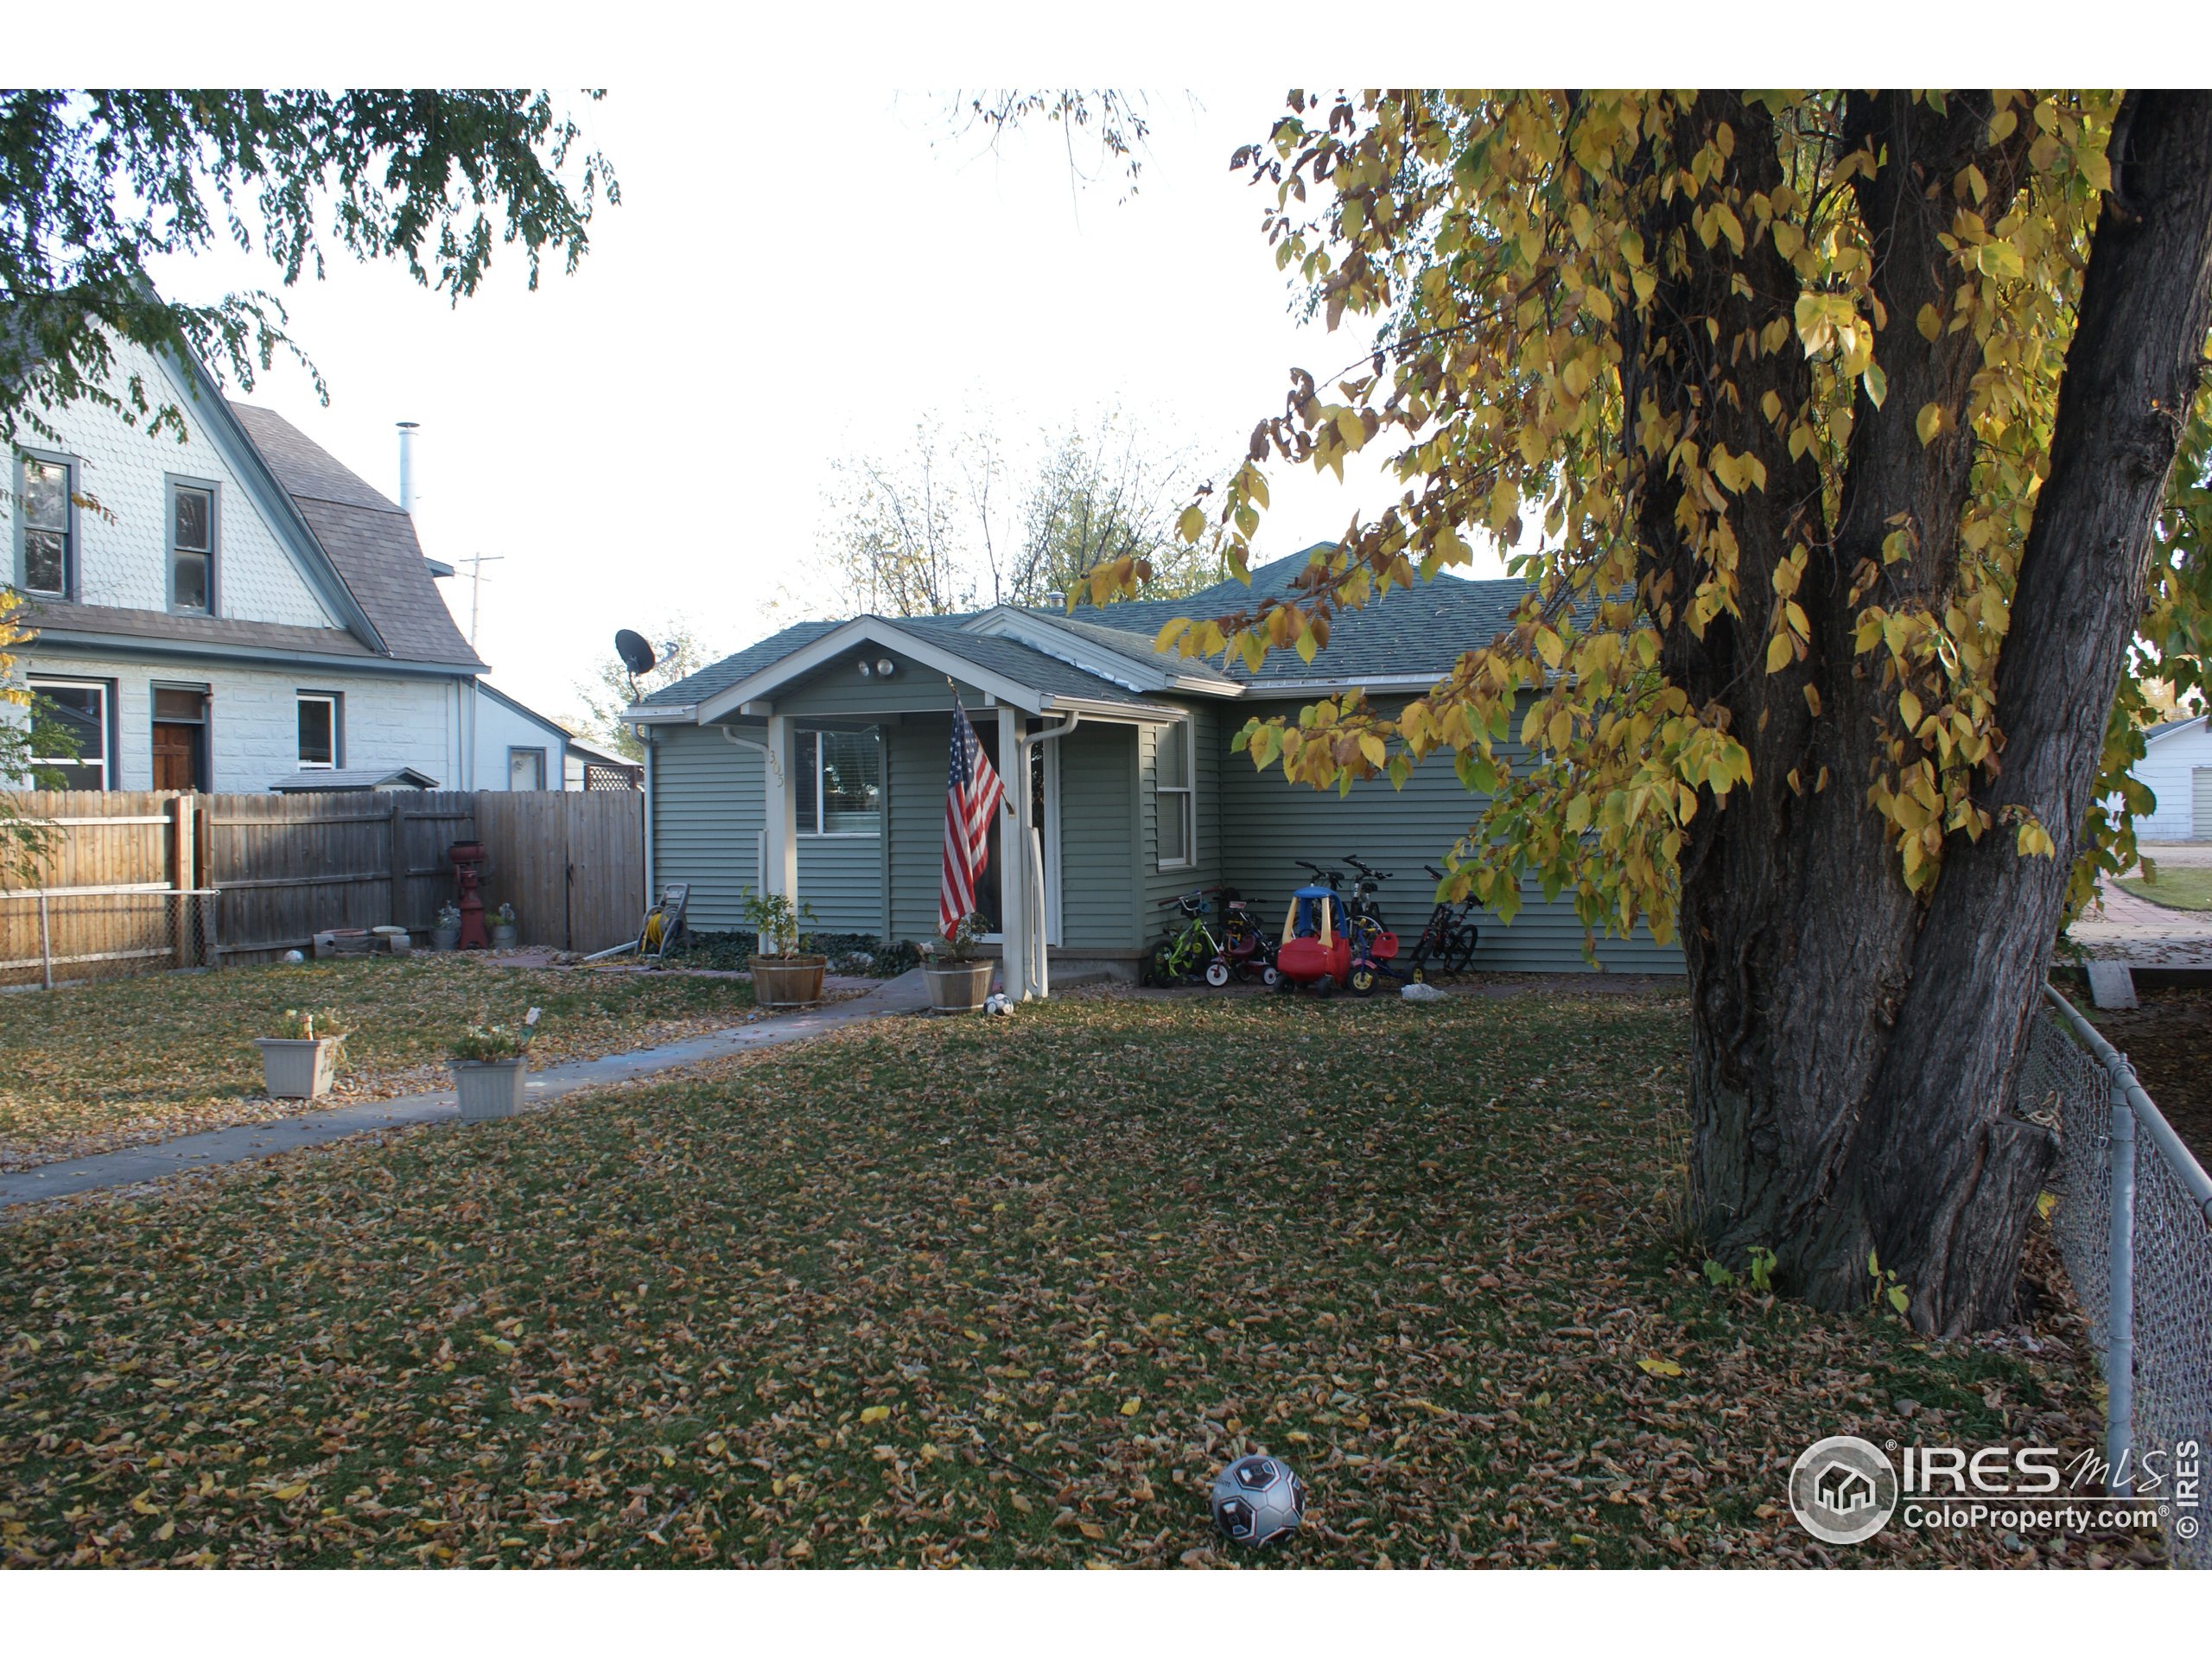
[296,691,340,770]
[27,677,112,789]
[798,727,883,838]
[1156,713,1196,872]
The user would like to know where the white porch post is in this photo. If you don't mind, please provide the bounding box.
[761,714,799,952]
[997,704,1029,1001]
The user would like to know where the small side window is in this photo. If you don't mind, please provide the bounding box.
[297,693,339,768]
[1156,715,1195,870]
[17,454,73,596]
[168,480,216,613]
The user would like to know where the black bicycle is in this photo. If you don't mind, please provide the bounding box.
[1408,863,1482,978]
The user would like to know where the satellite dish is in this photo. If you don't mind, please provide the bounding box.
[614,629,658,676]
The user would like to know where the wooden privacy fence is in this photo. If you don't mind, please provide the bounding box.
[0,789,643,982]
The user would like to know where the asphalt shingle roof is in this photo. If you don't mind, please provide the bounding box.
[18,595,380,658]
[1087,547,1531,687]
[645,548,1537,715]
[228,403,485,671]
[639,620,846,708]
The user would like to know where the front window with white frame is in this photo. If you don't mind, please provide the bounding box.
[296,692,340,769]
[797,728,882,835]
[1156,714,1195,869]
[28,678,111,790]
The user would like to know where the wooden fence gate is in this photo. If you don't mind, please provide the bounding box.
[1,788,644,981]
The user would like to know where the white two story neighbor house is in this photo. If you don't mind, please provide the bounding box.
[6,334,488,793]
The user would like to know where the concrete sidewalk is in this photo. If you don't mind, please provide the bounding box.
[0,969,932,1212]
[2069,882,2212,969]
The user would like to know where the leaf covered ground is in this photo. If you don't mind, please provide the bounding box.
[0,988,2145,1568]
[0,958,753,1172]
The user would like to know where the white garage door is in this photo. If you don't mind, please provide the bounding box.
[2194,766,2212,840]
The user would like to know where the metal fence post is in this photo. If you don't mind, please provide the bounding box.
[2107,1066,2137,1497]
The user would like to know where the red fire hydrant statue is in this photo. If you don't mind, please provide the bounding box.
[448,841,492,950]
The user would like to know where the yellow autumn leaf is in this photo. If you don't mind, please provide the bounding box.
[1916,402,1948,447]
[859,1404,891,1424]
[1177,505,1205,543]
[1765,632,1793,674]
[1120,1396,1142,1416]
[1636,1357,1683,1378]
[271,1483,308,1501]
[1357,733,1388,769]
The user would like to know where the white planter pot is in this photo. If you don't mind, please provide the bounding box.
[452,1058,529,1121]
[256,1036,342,1100]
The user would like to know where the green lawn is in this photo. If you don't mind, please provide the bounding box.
[2113,867,2212,912]
[0,989,2134,1568]
[0,957,753,1172]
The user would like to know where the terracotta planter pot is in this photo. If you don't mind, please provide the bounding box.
[452,1057,528,1121]
[749,954,828,1007]
[256,1036,342,1100]
[924,960,995,1014]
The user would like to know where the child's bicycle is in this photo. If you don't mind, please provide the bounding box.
[1408,864,1483,980]
[1145,888,1277,988]
[1338,855,1404,995]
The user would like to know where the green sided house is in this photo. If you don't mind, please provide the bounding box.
[624,549,1683,994]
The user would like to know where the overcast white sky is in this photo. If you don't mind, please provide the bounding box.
[59,3,2196,728]
[143,88,1428,726]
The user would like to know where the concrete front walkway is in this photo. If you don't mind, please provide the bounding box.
[2069,881,2212,968]
[0,969,932,1212]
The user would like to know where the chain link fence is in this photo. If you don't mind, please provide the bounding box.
[2023,984,2212,1568]
[0,887,219,989]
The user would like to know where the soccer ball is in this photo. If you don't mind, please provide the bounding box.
[983,992,1014,1016]
[1209,1453,1306,1546]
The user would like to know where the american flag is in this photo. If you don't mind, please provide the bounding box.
[940,700,1005,937]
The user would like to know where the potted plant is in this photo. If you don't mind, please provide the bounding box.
[920,912,995,1014]
[450,1007,541,1122]
[741,889,827,1007]
[255,1007,347,1100]
[430,903,461,951]
[490,901,518,950]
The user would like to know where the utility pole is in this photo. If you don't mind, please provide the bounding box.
[450,554,506,648]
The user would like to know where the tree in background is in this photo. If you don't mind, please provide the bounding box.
[0,88,618,854]
[571,621,716,762]
[816,410,1222,617]
[1113,91,2212,1333]
[0,89,617,449]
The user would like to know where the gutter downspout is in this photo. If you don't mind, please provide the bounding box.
[1014,711,1080,1000]
[640,724,657,918]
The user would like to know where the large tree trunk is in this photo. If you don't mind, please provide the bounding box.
[1651,92,2212,1333]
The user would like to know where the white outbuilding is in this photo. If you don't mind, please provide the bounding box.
[2130,714,2212,842]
